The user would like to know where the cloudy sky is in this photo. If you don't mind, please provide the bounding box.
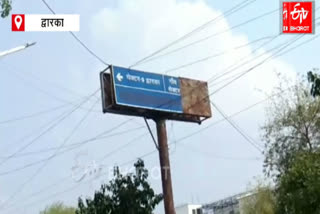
[0,0,319,213]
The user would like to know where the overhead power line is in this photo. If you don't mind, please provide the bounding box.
[1,64,102,113]
[41,0,110,66]
[116,85,293,168]
[0,126,144,175]
[0,126,144,159]
[210,35,305,95]
[139,34,295,114]
[138,8,279,66]
[4,129,149,211]
[175,34,304,115]
[210,101,262,152]
[6,85,292,211]
[98,131,149,162]
[171,35,304,117]
[0,89,100,209]
[162,35,276,74]
[115,34,319,170]
[1,120,143,209]
[5,180,85,213]
[1,62,88,99]
[208,35,285,85]
[0,89,100,168]
[129,0,256,68]
[0,103,70,125]
[8,10,319,214]
[0,105,81,156]
[180,144,261,161]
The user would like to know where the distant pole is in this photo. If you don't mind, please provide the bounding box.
[0,42,36,58]
[156,119,175,214]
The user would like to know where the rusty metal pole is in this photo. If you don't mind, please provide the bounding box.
[156,119,175,214]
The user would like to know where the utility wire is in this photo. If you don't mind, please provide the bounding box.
[5,131,149,211]
[2,121,143,209]
[139,34,291,113]
[0,103,70,125]
[117,85,293,168]
[117,34,316,158]
[86,3,279,156]
[2,64,102,113]
[41,0,110,66]
[98,131,149,162]
[129,0,256,68]
[175,35,304,117]
[162,35,276,74]
[0,127,144,175]
[0,104,81,156]
[208,35,292,85]
[0,89,100,168]
[0,126,144,159]
[0,90,99,209]
[210,35,305,95]
[6,85,292,211]
[5,180,85,213]
[207,36,286,86]
[208,16,320,87]
[138,8,279,66]
[210,101,262,152]
[8,9,318,212]
[129,33,312,132]
[1,62,87,99]
[180,144,261,161]
[176,34,304,115]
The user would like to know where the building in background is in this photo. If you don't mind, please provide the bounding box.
[202,192,254,214]
[175,204,202,214]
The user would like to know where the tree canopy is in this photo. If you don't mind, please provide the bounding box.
[76,159,163,214]
[241,186,276,214]
[262,78,320,179]
[276,151,320,214]
[261,73,320,214]
[308,71,320,97]
[40,202,76,214]
[0,0,11,18]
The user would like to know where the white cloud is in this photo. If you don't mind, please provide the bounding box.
[90,0,296,103]
[88,0,297,211]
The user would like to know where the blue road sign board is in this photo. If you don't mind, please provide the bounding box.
[111,65,183,113]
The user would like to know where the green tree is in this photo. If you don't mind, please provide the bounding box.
[276,151,320,214]
[0,0,11,18]
[40,202,76,214]
[241,181,276,214]
[307,70,320,97]
[262,75,320,214]
[76,159,163,214]
[262,78,320,179]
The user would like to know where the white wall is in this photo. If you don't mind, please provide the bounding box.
[176,204,202,214]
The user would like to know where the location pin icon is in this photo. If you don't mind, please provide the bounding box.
[15,15,22,30]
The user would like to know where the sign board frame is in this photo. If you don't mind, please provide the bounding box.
[100,65,212,124]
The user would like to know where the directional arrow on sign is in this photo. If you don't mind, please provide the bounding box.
[116,73,123,82]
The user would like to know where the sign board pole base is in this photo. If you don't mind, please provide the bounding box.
[156,119,176,214]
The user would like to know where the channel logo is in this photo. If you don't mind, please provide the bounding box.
[11,14,80,32]
[281,1,314,34]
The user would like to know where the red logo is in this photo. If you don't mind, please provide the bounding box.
[282,1,313,34]
[12,14,25,31]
